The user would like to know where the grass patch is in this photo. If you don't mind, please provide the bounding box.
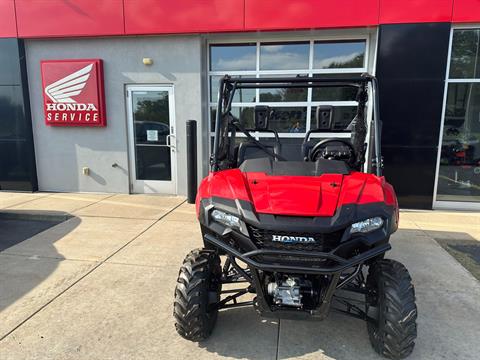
[435,238,480,281]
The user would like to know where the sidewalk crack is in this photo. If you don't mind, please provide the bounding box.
[276,318,281,360]
[69,193,117,213]
[2,193,54,210]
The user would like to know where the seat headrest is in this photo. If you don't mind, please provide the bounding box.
[254,106,271,130]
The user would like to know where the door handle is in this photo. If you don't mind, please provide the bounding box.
[166,134,176,150]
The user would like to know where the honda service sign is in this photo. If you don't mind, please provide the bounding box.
[41,59,106,127]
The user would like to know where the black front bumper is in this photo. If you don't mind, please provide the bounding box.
[205,229,389,320]
[204,232,390,275]
[205,230,389,320]
[199,197,396,319]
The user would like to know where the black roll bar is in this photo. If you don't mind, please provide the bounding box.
[371,77,382,176]
[225,76,370,84]
[211,74,383,176]
[212,76,226,172]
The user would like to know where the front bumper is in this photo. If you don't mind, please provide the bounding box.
[204,232,390,275]
[198,197,397,319]
[203,228,390,320]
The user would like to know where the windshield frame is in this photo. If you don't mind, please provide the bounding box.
[211,75,382,176]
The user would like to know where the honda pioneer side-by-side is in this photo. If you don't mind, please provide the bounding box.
[174,75,417,359]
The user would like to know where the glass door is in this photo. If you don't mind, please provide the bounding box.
[126,86,176,194]
[435,28,480,209]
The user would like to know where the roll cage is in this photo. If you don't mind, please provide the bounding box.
[210,74,383,176]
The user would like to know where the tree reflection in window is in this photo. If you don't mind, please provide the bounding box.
[450,30,480,79]
[133,93,170,144]
[314,41,366,69]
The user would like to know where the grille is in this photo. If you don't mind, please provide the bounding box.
[248,226,344,252]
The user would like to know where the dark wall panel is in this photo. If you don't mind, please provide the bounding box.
[377,23,451,209]
[382,146,439,209]
[380,79,446,147]
[0,38,37,191]
[0,39,21,85]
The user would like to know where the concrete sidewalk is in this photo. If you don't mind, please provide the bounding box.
[0,192,479,360]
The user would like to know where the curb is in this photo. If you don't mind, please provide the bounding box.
[0,210,72,222]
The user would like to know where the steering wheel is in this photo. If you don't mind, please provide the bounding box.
[309,138,356,166]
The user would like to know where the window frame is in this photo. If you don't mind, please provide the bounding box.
[433,25,480,210]
[207,36,370,139]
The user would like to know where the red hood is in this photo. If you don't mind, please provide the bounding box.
[196,169,393,217]
[243,172,343,216]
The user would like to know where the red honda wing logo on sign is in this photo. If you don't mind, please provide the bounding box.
[41,59,106,126]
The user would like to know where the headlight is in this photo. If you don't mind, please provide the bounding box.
[210,209,248,236]
[350,217,384,234]
[211,209,243,230]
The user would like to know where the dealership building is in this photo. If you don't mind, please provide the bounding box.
[0,0,479,210]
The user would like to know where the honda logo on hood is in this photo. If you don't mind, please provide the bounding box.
[41,59,106,127]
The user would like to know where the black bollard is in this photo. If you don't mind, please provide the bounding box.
[186,120,197,204]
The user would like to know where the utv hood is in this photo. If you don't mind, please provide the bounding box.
[197,159,394,218]
[243,172,343,217]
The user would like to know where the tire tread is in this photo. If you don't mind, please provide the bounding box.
[173,249,221,341]
[367,259,417,360]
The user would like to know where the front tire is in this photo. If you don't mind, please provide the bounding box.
[366,259,417,359]
[173,249,222,341]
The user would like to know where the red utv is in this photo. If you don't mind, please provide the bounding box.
[174,75,417,359]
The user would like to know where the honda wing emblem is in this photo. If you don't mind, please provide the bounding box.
[44,63,93,103]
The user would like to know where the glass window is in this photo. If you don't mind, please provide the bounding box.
[210,107,254,130]
[211,107,307,133]
[269,107,307,133]
[313,41,366,69]
[208,38,369,140]
[310,106,357,131]
[437,29,480,204]
[210,44,256,71]
[132,91,170,145]
[210,75,256,103]
[449,29,480,79]
[259,75,308,102]
[131,90,172,181]
[0,86,25,139]
[260,42,309,70]
[311,74,361,101]
[312,86,358,101]
[259,86,308,102]
[437,83,480,202]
